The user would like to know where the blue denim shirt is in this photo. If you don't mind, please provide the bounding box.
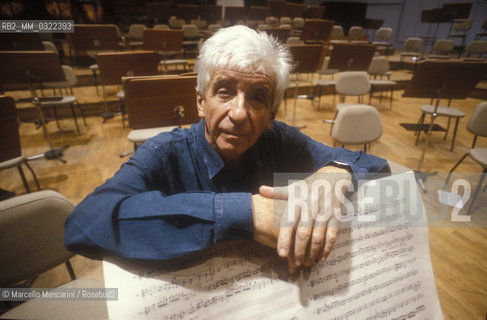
[64,120,389,260]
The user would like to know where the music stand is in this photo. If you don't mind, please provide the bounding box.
[0,51,70,163]
[327,43,376,71]
[0,34,44,51]
[288,44,327,128]
[301,19,334,44]
[402,60,487,186]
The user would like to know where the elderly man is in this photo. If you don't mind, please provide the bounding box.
[64,26,389,273]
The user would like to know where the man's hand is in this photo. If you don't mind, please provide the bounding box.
[255,166,352,273]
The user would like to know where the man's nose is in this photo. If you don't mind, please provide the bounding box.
[228,92,249,123]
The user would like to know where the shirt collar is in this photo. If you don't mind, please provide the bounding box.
[194,119,264,180]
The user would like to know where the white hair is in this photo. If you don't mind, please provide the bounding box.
[196,25,292,113]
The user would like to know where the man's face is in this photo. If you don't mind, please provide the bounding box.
[197,69,275,164]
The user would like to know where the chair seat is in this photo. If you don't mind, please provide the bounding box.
[372,41,392,47]
[159,59,187,65]
[128,126,177,143]
[369,79,396,87]
[0,154,24,170]
[89,64,98,71]
[315,79,336,86]
[400,52,420,57]
[0,278,108,320]
[116,90,124,99]
[421,105,466,118]
[470,148,487,168]
[39,96,77,106]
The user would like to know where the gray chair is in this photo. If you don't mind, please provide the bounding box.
[416,100,466,152]
[444,102,487,214]
[41,65,87,134]
[367,57,396,109]
[349,26,368,44]
[372,27,393,54]
[399,37,422,65]
[331,104,383,152]
[0,190,107,319]
[0,95,40,194]
[462,40,487,61]
[429,39,454,59]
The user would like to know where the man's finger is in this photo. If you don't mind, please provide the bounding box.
[259,185,288,200]
[304,219,327,266]
[321,216,339,261]
[294,225,312,267]
[277,203,299,258]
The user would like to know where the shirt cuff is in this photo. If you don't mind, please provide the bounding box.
[213,193,253,243]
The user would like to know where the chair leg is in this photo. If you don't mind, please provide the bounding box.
[443,152,469,188]
[450,117,460,152]
[53,106,64,132]
[70,103,81,135]
[468,168,487,214]
[65,260,76,280]
[17,165,30,193]
[76,101,87,127]
[24,160,41,191]
[415,113,426,145]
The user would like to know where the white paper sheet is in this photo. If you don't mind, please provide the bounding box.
[104,171,443,319]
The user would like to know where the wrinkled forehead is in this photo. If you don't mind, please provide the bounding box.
[207,68,275,91]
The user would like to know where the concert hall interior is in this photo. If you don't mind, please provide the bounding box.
[0,1,486,319]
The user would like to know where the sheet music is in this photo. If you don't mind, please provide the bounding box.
[104,171,443,319]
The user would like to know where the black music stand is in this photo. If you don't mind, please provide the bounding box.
[301,19,334,44]
[288,44,326,128]
[327,43,376,71]
[401,60,487,189]
[0,51,69,163]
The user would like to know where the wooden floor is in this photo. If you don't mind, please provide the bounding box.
[1,61,486,319]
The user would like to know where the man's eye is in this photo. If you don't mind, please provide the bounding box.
[217,89,231,98]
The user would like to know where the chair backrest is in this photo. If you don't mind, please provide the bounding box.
[331,25,344,39]
[128,24,145,40]
[0,95,22,162]
[43,65,77,89]
[154,24,170,30]
[286,37,304,45]
[292,17,305,29]
[168,16,185,29]
[467,101,487,138]
[143,29,183,52]
[266,16,279,27]
[332,104,382,145]
[368,56,390,76]
[0,190,75,287]
[190,19,207,30]
[375,27,393,41]
[452,18,471,32]
[335,71,371,95]
[349,26,365,40]
[288,44,326,73]
[433,39,454,53]
[96,51,159,86]
[404,37,422,52]
[42,41,59,55]
[182,24,200,38]
[465,40,487,55]
[124,75,200,129]
[208,24,221,32]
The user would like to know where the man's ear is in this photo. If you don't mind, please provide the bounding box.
[196,91,205,118]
